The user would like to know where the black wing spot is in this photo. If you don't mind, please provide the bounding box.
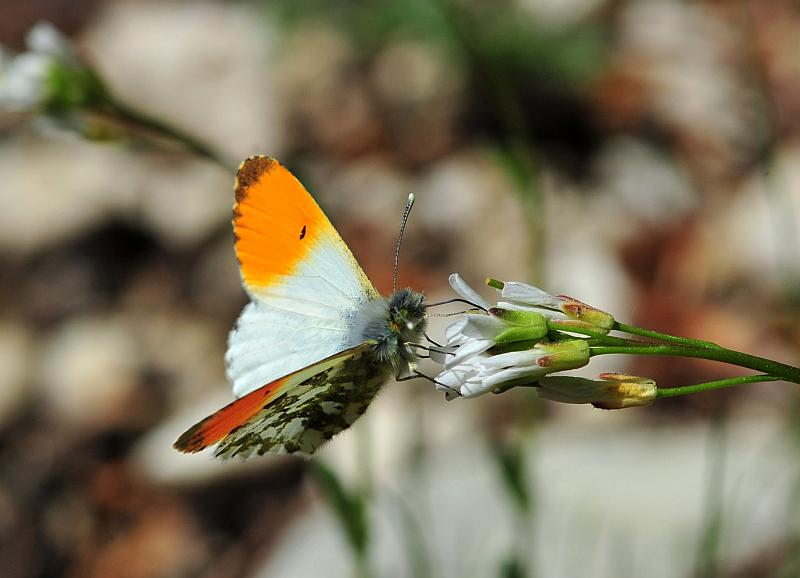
[300,225,307,240]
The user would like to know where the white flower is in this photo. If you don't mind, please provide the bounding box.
[0,52,52,110]
[0,22,82,112]
[496,280,565,315]
[448,273,492,310]
[436,342,589,399]
[26,22,77,63]
[433,274,591,399]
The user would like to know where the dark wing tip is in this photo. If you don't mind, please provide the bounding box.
[235,156,278,202]
[173,421,210,454]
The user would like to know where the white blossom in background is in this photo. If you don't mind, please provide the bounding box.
[26,21,78,63]
[0,22,94,113]
[1,18,232,168]
[0,49,52,110]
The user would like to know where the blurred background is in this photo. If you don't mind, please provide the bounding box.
[1,0,800,576]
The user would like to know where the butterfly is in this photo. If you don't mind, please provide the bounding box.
[173,157,427,458]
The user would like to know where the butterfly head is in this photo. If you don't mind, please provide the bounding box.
[355,288,427,378]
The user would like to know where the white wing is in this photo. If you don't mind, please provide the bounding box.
[226,243,376,397]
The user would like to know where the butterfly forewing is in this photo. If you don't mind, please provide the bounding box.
[227,156,378,399]
[216,346,390,458]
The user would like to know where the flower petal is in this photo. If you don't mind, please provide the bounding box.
[459,379,492,398]
[479,349,543,369]
[436,368,470,389]
[445,339,493,367]
[482,365,547,389]
[444,317,468,343]
[459,314,506,339]
[448,273,491,310]
[501,282,562,310]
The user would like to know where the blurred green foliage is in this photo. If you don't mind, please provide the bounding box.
[267,0,607,88]
[311,461,371,576]
[493,437,533,516]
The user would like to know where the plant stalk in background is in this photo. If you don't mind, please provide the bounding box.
[0,22,232,169]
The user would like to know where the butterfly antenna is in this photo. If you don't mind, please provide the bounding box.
[393,193,415,293]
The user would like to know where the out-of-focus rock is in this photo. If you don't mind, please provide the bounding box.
[618,0,763,180]
[35,314,142,425]
[137,158,233,249]
[277,24,380,156]
[83,1,282,161]
[191,234,246,317]
[128,310,226,406]
[371,39,464,162]
[749,3,800,134]
[308,156,407,219]
[593,137,696,225]
[667,142,800,296]
[76,499,209,578]
[0,137,139,255]
[132,391,276,486]
[417,150,531,283]
[0,321,33,426]
[0,135,232,255]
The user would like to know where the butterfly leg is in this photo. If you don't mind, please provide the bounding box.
[425,298,488,312]
[424,332,444,347]
[395,370,462,398]
[407,342,454,359]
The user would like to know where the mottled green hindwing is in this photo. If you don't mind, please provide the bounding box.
[215,349,391,458]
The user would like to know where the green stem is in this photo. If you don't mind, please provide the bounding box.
[590,344,800,384]
[547,320,630,346]
[694,415,726,578]
[614,322,718,349]
[356,553,372,578]
[101,96,234,170]
[657,375,780,398]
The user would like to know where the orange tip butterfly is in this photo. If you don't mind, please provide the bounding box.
[173,157,427,458]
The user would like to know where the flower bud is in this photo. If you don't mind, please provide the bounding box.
[489,308,548,344]
[558,296,615,333]
[534,340,590,372]
[591,373,657,409]
[537,373,657,409]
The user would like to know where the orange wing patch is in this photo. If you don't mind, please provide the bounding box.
[233,156,333,290]
[173,376,288,453]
